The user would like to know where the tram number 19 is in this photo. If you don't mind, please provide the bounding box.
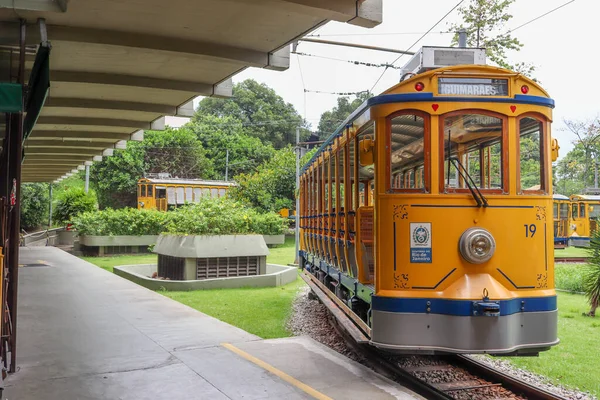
[524,224,537,238]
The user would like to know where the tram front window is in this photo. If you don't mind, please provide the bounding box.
[388,113,427,191]
[442,113,504,192]
[519,117,544,192]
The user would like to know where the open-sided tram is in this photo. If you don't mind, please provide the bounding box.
[298,46,560,355]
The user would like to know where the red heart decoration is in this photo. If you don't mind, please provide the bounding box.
[510,105,517,113]
[432,104,439,111]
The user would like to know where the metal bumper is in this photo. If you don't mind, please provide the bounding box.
[371,309,559,355]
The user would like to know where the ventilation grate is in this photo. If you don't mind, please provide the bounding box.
[197,256,259,280]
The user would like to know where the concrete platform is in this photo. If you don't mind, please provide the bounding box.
[4,247,421,399]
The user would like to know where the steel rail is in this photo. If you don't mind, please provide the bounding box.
[301,268,570,400]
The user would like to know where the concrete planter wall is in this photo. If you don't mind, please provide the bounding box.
[79,235,158,256]
[58,230,76,246]
[262,234,285,246]
[80,235,158,247]
[114,263,298,291]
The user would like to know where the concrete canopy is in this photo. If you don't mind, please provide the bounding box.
[0,0,382,183]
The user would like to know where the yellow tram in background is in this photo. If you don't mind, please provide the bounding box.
[565,194,600,246]
[137,177,235,211]
[299,46,559,355]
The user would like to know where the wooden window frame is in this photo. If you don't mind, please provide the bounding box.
[387,110,431,193]
[439,109,508,194]
[516,113,547,195]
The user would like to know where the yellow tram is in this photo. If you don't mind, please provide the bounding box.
[299,46,559,355]
[137,177,235,211]
[567,194,600,246]
[553,194,569,247]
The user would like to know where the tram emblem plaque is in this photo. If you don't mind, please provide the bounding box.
[410,223,432,263]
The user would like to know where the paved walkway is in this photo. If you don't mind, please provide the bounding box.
[3,247,420,400]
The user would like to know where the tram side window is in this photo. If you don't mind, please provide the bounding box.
[389,113,427,191]
[572,203,579,219]
[560,203,568,219]
[580,204,586,218]
[349,138,356,210]
[148,185,153,198]
[590,205,600,219]
[141,185,147,197]
[357,122,375,205]
[553,203,558,219]
[442,113,503,191]
[519,117,544,192]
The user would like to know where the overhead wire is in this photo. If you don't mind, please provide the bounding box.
[369,0,465,94]
[509,0,575,32]
[294,51,402,69]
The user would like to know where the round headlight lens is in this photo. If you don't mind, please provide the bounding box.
[459,228,496,264]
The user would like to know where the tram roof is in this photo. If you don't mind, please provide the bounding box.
[139,178,236,187]
[553,194,569,200]
[570,194,600,201]
[0,1,382,183]
[302,64,554,173]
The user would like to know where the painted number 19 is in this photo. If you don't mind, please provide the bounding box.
[524,224,537,238]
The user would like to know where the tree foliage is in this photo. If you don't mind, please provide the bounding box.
[20,183,49,231]
[91,127,213,208]
[231,147,297,212]
[317,92,371,139]
[448,0,535,76]
[189,115,275,179]
[584,231,600,316]
[555,118,600,195]
[194,79,308,148]
[53,188,97,225]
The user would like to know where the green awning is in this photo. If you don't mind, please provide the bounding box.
[0,83,23,113]
[24,44,50,140]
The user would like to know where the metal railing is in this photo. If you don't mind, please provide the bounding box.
[20,227,64,247]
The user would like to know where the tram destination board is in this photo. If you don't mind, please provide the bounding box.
[439,77,508,96]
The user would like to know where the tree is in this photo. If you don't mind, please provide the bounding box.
[448,0,535,76]
[231,147,297,212]
[554,118,600,195]
[194,79,309,148]
[91,127,214,209]
[317,92,372,139]
[189,115,275,180]
[53,188,97,225]
[20,183,49,231]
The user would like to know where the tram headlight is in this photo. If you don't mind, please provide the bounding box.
[459,228,496,264]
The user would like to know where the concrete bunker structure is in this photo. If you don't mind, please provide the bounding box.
[154,234,269,281]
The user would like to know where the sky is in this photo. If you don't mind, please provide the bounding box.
[166,0,589,159]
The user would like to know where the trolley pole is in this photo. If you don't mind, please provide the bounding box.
[295,126,300,265]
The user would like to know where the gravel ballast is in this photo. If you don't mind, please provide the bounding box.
[288,286,596,400]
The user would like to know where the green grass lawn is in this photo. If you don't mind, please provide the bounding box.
[162,275,305,338]
[500,292,599,396]
[554,246,590,258]
[81,253,157,273]
[266,236,296,265]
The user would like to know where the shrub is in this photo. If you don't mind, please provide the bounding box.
[165,197,286,236]
[71,198,286,237]
[584,233,600,315]
[20,183,49,231]
[555,263,586,292]
[53,188,97,225]
[72,208,168,236]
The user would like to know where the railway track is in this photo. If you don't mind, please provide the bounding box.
[301,272,568,400]
[554,257,589,263]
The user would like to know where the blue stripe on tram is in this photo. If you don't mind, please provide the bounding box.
[372,295,557,316]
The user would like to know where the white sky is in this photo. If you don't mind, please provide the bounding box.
[167,0,588,159]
